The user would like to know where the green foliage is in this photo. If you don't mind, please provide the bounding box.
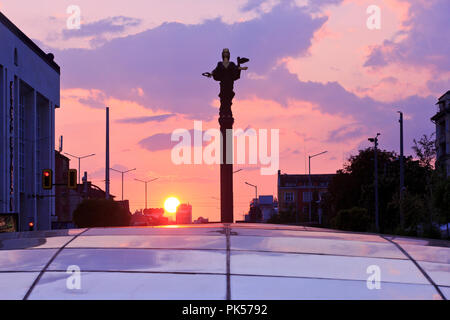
[248,205,263,222]
[322,134,448,237]
[433,177,450,239]
[332,207,370,232]
[412,133,436,170]
[267,204,297,224]
[73,199,131,228]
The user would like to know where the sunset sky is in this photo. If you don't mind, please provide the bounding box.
[1,0,448,221]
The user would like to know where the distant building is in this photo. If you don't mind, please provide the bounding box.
[130,208,168,226]
[277,170,334,223]
[0,12,60,232]
[176,203,192,224]
[53,158,116,229]
[54,151,72,228]
[245,195,277,223]
[259,195,277,221]
[432,90,450,177]
[193,216,209,224]
[143,208,165,216]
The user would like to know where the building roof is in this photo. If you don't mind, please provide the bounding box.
[438,90,450,101]
[0,11,60,74]
[279,173,335,186]
[0,223,448,299]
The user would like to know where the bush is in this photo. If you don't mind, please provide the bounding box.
[333,207,370,232]
[73,199,131,228]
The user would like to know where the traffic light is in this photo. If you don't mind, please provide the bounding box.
[42,169,53,190]
[68,169,77,189]
[28,221,34,231]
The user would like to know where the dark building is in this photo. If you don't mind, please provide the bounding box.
[431,90,450,177]
[53,151,115,229]
[54,151,71,227]
[1,12,60,232]
[277,170,334,223]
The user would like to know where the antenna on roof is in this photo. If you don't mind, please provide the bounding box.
[59,135,63,152]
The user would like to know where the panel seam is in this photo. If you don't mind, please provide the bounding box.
[381,235,446,300]
[22,229,90,300]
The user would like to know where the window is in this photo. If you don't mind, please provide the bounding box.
[14,48,18,66]
[303,192,312,202]
[284,192,294,202]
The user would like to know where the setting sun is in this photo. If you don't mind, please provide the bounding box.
[164,197,180,214]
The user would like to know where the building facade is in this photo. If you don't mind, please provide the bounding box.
[432,90,450,177]
[176,203,192,224]
[277,170,334,223]
[245,195,277,222]
[0,12,60,231]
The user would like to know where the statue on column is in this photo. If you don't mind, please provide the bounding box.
[203,48,249,118]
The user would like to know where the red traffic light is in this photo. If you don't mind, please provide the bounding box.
[42,169,53,190]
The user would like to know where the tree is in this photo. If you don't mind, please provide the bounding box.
[433,177,450,239]
[73,199,131,228]
[412,133,436,170]
[248,206,262,222]
[333,207,370,232]
[412,133,438,236]
[267,204,297,224]
[322,147,431,233]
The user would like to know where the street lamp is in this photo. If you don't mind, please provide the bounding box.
[110,167,136,201]
[135,178,158,210]
[64,152,96,184]
[368,133,381,233]
[245,182,258,201]
[398,111,405,230]
[308,151,327,223]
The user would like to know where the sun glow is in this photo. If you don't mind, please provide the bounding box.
[164,197,180,214]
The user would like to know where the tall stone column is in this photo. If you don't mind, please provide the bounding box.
[219,115,234,223]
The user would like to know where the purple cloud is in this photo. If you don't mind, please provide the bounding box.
[53,2,327,119]
[116,114,175,124]
[47,1,439,158]
[62,16,141,40]
[364,0,450,71]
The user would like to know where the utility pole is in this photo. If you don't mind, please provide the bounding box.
[110,167,136,201]
[65,152,96,184]
[398,111,405,230]
[369,134,381,233]
[308,151,327,223]
[135,178,158,209]
[105,107,110,200]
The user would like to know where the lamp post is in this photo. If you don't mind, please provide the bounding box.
[398,111,405,230]
[308,151,327,223]
[245,182,258,202]
[110,167,136,201]
[368,133,381,233]
[64,152,96,184]
[135,178,158,210]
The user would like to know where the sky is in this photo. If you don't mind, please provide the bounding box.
[0,0,448,221]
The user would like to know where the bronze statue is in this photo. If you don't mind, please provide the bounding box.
[203,48,249,117]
